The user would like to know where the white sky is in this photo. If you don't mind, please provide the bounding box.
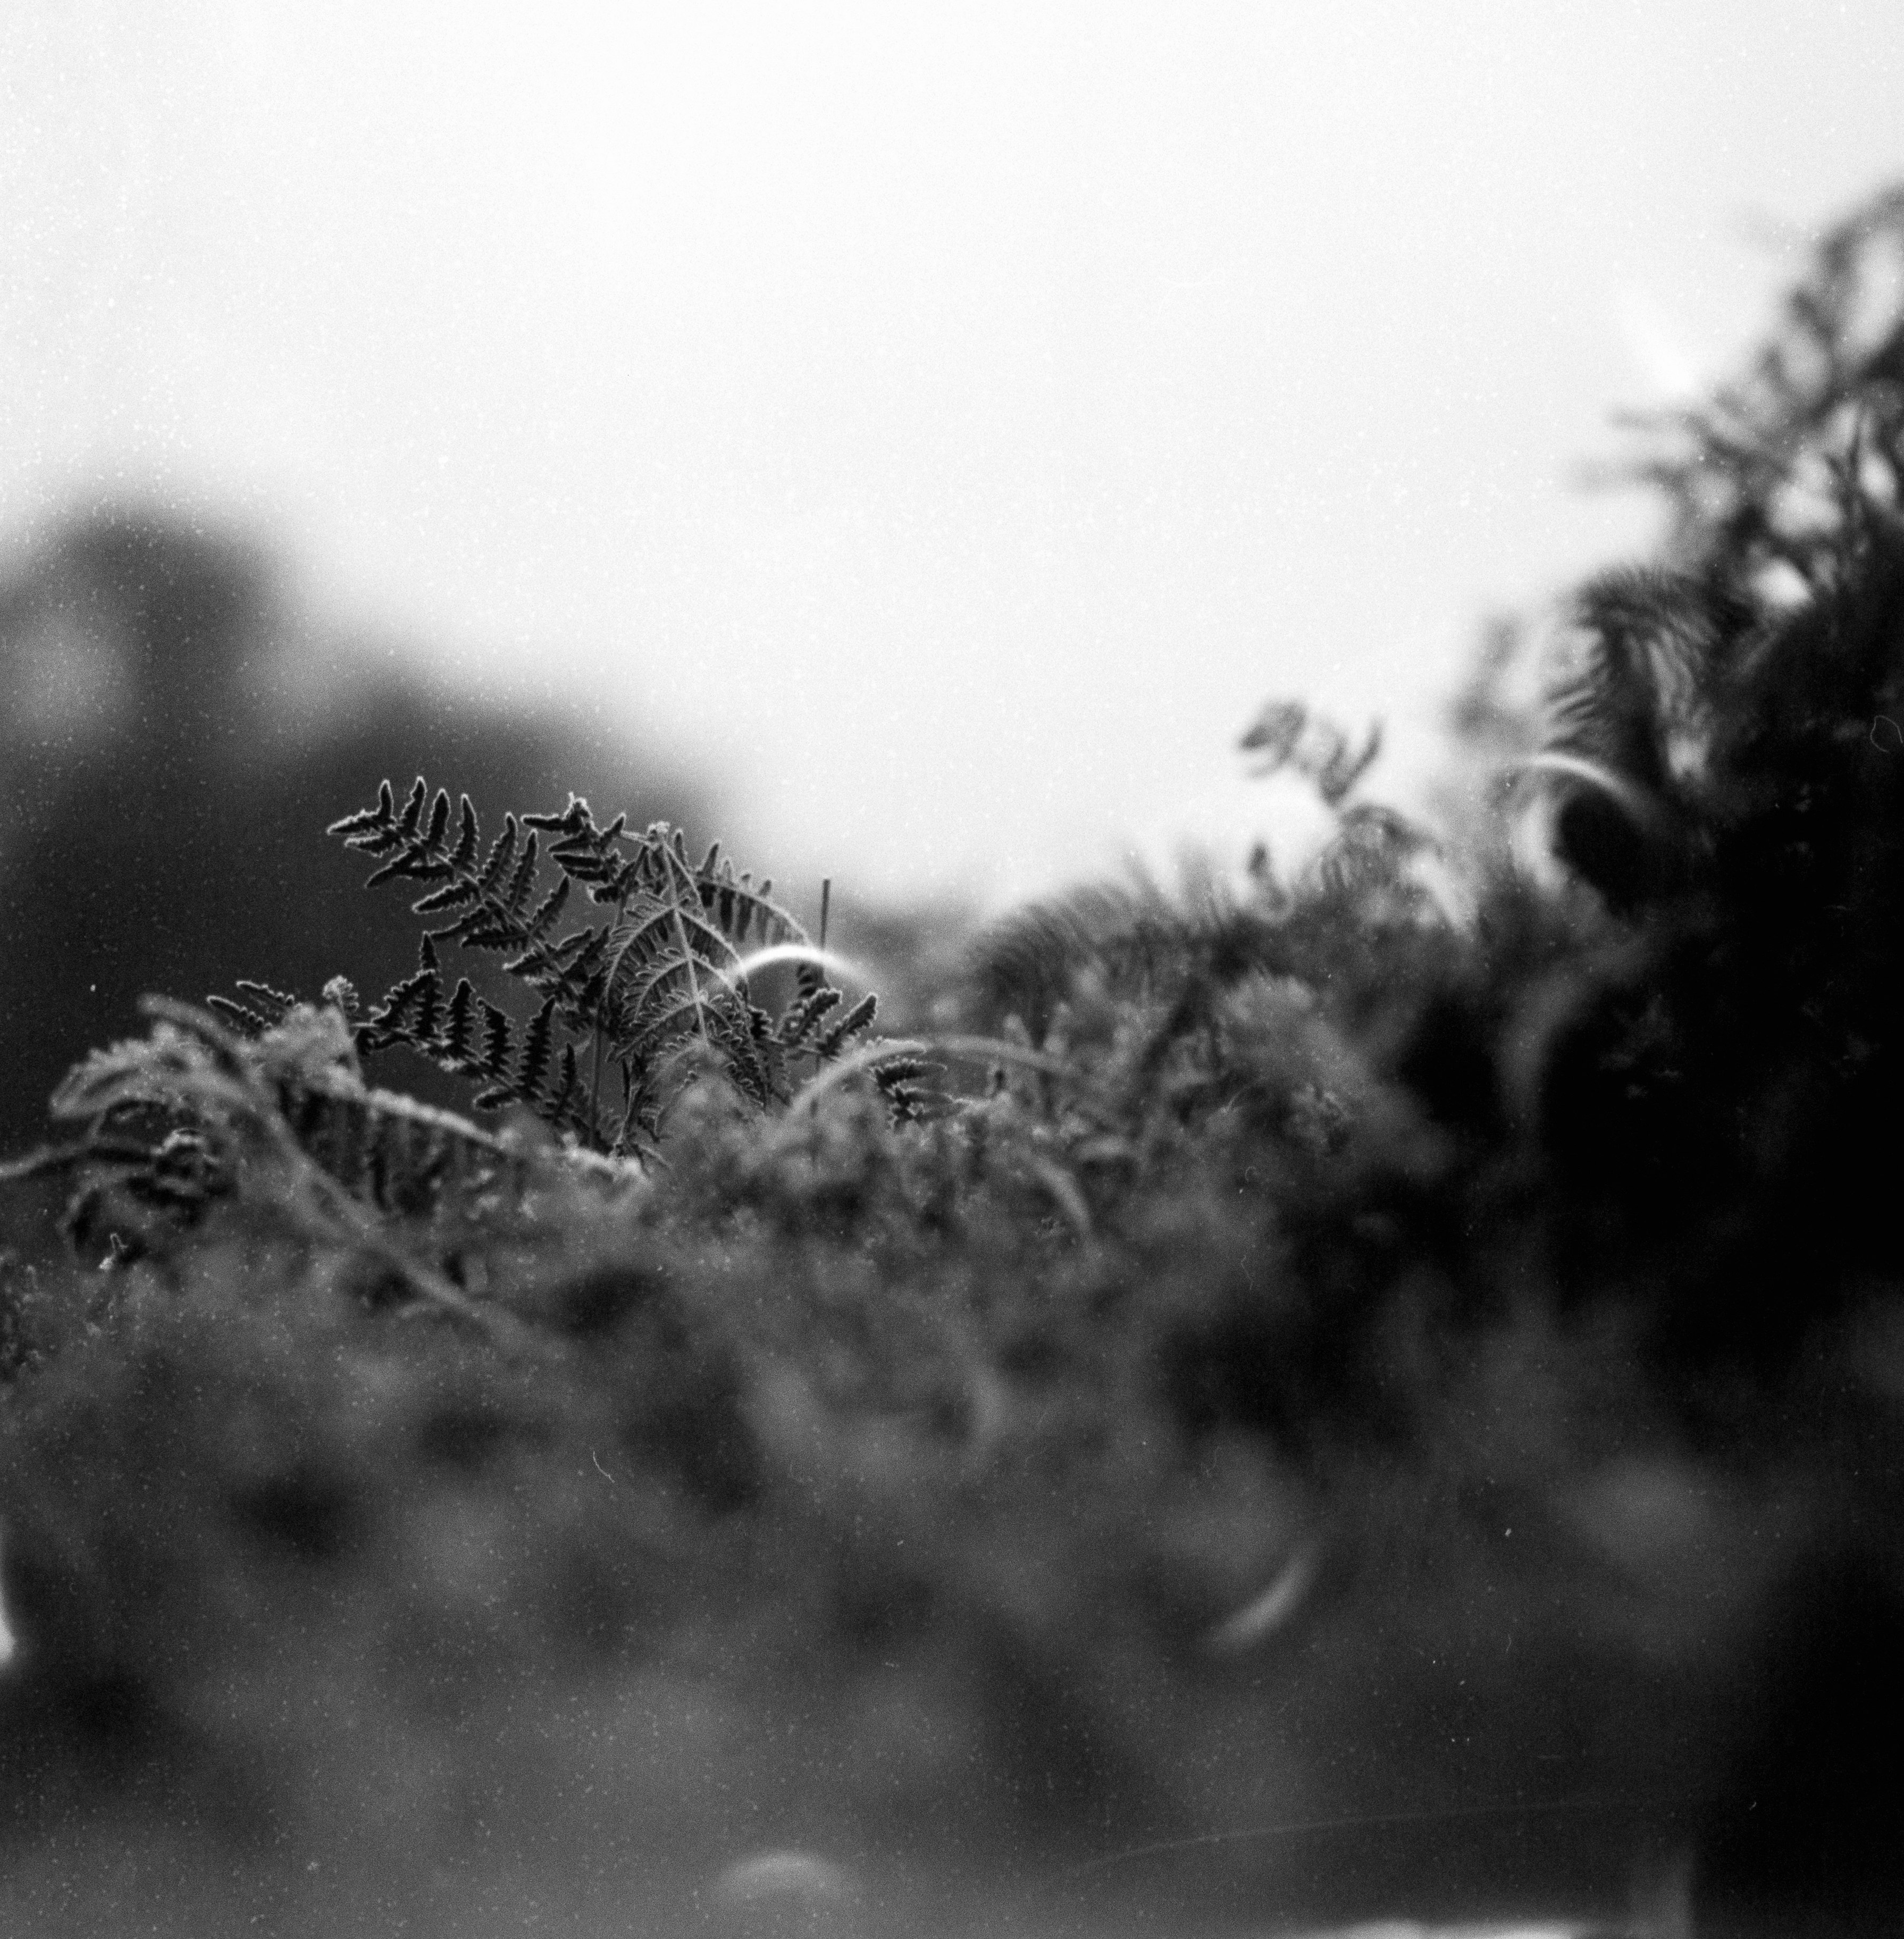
[3,2,1902,910]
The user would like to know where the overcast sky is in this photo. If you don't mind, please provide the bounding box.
[4,3,1902,910]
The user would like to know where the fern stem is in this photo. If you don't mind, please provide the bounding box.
[658,839,715,1050]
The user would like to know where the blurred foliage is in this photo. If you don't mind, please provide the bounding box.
[1605,183,1904,587]
[4,189,1904,1937]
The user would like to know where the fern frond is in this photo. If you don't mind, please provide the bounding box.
[438,977,478,1061]
[326,780,865,1146]
[549,1040,581,1119]
[1240,699,1383,806]
[475,817,520,894]
[532,800,807,952]
[597,892,737,1051]
[479,999,512,1080]
[358,951,601,1145]
[516,994,556,1102]
[500,831,540,918]
[1547,568,1743,793]
[208,978,299,1037]
[448,793,481,870]
[40,998,627,1317]
[1533,569,1756,911]
[779,985,842,1050]
[411,877,483,917]
[615,979,746,1071]
[869,1053,951,1126]
[816,992,878,1059]
[325,779,397,842]
[358,960,443,1055]
[697,858,794,951]
[333,780,611,1030]
[274,1075,522,1214]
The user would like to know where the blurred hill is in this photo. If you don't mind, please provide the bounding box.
[0,507,712,1156]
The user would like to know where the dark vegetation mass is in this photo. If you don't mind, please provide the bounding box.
[3,189,1904,1938]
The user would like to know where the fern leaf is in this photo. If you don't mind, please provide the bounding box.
[871,1054,949,1125]
[552,1040,580,1110]
[548,926,603,973]
[326,779,396,841]
[238,978,298,1021]
[476,817,520,894]
[1547,568,1743,796]
[613,980,723,1068]
[779,985,842,1050]
[439,979,479,1061]
[359,963,442,1052]
[449,794,481,871]
[499,831,540,917]
[209,978,298,1037]
[516,995,557,1102]
[363,850,427,891]
[598,896,724,1044]
[693,864,800,953]
[521,876,571,945]
[612,946,759,1072]
[1239,699,1383,807]
[412,877,482,916]
[816,992,878,1059]
[326,781,868,1149]
[522,794,592,837]
[479,1000,512,1079]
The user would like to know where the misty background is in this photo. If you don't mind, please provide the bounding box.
[2,2,1902,1140]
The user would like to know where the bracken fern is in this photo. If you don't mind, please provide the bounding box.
[3,993,537,1341]
[329,782,889,1156]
